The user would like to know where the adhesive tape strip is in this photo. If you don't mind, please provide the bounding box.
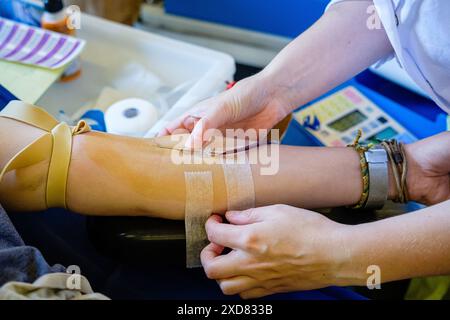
[222,158,255,211]
[184,171,214,268]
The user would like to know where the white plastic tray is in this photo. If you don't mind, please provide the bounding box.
[37,14,235,136]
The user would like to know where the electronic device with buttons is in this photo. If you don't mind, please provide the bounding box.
[293,86,417,147]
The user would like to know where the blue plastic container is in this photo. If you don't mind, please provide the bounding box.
[164,0,330,38]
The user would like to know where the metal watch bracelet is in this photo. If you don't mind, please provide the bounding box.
[364,145,389,210]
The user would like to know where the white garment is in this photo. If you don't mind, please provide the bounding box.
[328,0,450,114]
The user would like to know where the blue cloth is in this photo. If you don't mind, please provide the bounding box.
[0,205,64,286]
[0,0,43,26]
[0,85,17,109]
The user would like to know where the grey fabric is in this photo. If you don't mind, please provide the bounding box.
[0,204,108,299]
[0,273,109,300]
[0,204,65,286]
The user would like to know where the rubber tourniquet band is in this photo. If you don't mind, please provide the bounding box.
[0,101,91,209]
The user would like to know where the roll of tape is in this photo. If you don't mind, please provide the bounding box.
[105,98,159,137]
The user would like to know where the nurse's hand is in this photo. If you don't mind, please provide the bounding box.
[406,132,450,206]
[201,205,357,299]
[157,74,293,148]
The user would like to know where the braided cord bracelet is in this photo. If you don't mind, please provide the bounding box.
[347,130,374,209]
[381,140,409,203]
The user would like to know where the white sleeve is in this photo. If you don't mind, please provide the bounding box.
[325,0,395,66]
[325,0,375,12]
[325,0,351,12]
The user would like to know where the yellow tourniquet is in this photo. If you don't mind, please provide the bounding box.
[0,101,91,209]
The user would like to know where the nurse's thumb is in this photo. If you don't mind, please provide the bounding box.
[184,110,228,149]
[226,209,263,225]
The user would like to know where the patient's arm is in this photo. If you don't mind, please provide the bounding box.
[0,116,396,220]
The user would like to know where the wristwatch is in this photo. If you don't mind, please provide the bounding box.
[364,145,389,210]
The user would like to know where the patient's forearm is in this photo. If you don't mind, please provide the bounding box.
[1,117,393,219]
[253,145,365,209]
[67,132,367,219]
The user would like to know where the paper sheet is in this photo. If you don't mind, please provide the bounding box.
[0,17,85,103]
[0,17,85,69]
[0,59,63,103]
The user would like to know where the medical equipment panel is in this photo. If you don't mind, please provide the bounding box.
[293,86,417,147]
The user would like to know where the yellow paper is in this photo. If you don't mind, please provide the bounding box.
[0,60,63,104]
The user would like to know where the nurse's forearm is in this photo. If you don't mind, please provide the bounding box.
[260,0,393,110]
[341,200,450,285]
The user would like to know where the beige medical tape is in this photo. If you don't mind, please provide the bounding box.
[184,157,255,268]
[184,171,214,268]
[222,157,255,211]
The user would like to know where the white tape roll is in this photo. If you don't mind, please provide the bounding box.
[105,98,159,137]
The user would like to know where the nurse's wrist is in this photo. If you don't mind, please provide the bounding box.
[243,71,295,120]
[384,143,413,203]
[384,141,431,205]
[387,160,398,201]
[401,141,432,205]
[255,68,306,115]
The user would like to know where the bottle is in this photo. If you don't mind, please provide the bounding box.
[41,0,81,82]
